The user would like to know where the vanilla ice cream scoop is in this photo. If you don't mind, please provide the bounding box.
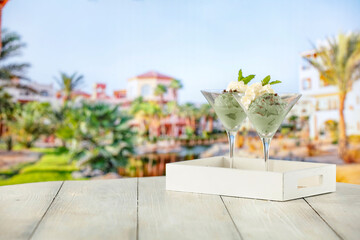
[240,82,275,109]
[226,81,247,93]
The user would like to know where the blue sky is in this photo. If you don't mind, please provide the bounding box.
[3,0,360,103]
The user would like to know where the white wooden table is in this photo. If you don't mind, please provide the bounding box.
[0,177,359,240]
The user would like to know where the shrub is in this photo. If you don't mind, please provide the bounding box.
[61,102,136,173]
[343,148,360,163]
[10,102,55,148]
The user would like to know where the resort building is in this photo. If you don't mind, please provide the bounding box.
[126,71,178,102]
[0,79,57,105]
[299,52,360,139]
[83,71,179,107]
[2,70,181,111]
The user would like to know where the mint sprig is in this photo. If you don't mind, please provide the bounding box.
[270,80,282,85]
[261,75,282,86]
[238,69,255,85]
[261,75,271,86]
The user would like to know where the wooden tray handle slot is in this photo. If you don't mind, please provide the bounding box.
[297,175,323,189]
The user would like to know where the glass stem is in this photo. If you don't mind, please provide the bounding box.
[226,131,237,168]
[261,137,271,171]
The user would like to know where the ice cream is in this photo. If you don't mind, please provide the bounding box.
[226,81,247,93]
[240,82,275,109]
[246,93,287,137]
[213,92,246,132]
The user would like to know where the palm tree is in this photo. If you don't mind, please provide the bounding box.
[169,79,183,102]
[0,86,15,150]
[129,97,162,138]
[180,103,198,131]
[55,72,84,102]
[199,103,216,133]
[10,102,54,148]
[0,29,30,81]
[66,102,136,173]
[303,32,360,159]
[154,84,167,108]
[166,101,180,137]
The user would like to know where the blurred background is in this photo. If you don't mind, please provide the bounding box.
[0,0,359,185]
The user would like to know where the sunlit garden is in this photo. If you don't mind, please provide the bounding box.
[0,1,360,187]
[1,30,360,184]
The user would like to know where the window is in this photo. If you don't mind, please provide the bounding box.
[40,90,49,97]
[302,78,311,90]
[141,84,151,97]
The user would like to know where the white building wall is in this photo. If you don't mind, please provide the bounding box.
[126,77,177,102]
[299,63,360,138]
[0,80,58,105]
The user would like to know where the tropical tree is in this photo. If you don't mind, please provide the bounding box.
[9,102,54,148]
[165,101,180,137]
[169,79,183,102]
[154,84,167,108]
[53,103,73,147]
[325,120,339,144]
[55,72,84,102]
[0,29,30,81]
[0,86,16,150]
[180,103,198,132]
[129,97,162,139]
[65,102,136,173]
[166,101,179,115]
[0,86,13,119]
[288,115,299,131]
[303,32,360,159]
[199,103,216,133]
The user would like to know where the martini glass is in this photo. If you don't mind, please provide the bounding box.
[234,93,301,171]
[201,90,247,168]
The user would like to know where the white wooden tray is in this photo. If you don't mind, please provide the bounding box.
[166,156,336,201]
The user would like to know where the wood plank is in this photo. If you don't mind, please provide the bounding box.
[222,196,339,240]
[0,181,63,240]
[305,182,360,240]
[138,176,240,240]
[31,179,137,240]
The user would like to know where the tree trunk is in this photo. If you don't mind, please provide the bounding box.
[26,142,32,149]
[338,92,348,160]
[6,136,12,151]
[160,95,164,112]
[61,139,66,148]
[191,116,196,131]
[209,117,213,132]
[173,89,177,102]
[0,6,2,53]
[0,1,10,52]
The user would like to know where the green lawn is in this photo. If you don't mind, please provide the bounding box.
[0,147,81,186]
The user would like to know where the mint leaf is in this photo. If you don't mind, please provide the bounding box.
[269,80,282,85]
[238,69,243,81]
[261,75,271,86]
[237,68,255,84]
[242,74,255,84]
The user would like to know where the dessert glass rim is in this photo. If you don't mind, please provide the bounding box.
[201,89,245,94]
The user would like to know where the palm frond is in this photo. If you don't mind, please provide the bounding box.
[303,32,360,92]
[0,30,26,60]
[0,63,31,80]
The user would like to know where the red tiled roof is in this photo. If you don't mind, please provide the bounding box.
[72,90,91,98]
[95,83,106,89]
[114,90,127,99]
[133,71,175,81]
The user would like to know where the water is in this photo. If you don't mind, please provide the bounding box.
[121,145,211,177]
